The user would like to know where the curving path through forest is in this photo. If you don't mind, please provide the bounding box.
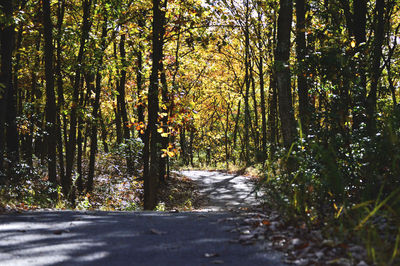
[179,170,261,211]
[0,171,285,266]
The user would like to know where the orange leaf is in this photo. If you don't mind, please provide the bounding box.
[262,220,271,226]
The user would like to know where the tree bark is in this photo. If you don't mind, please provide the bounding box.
[1,0,19,181]
[256,7,267,160]
[87,19,107,192]
[136,17,145,142]
[296,0,310,135]
[144,0,164,210]
[118,33,134,174]
[366,0,385,136]
[64,0,92,196]
[352,0,367,130]
[56,0,66,186]
[243,0,251,164]
[268,75,278,150]
[275,0,296,148]
[42,0,58,185]
[118,34,130,141]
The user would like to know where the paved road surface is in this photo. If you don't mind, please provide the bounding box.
[0,171,284,266]
[179,170,260,211]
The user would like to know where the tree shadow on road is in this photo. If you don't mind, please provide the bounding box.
[0,211,284,265]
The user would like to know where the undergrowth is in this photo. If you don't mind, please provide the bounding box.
[260,114,400,265]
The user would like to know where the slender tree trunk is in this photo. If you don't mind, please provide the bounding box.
[0,25,6,180]
[114,105,122,145]
[65,0,92,195]
[189,126,194,167]
[243,0,251,164]
[225,105,229,169]
[366,0,385,136]
[76,116,83,193]
[144,0,165,210]
[232,100,241,164]
[14,27,22,117]
[268,8,278,156]
[99,109,109,153]
[352,0,367,130]
[256,7,267,160]
[1,0,19,180]
[42,0,58,185]
[24,35,41,167]
[56,0,66,185]
[180,127,186,164]
[136,16,145,142]
[160,68,169,178]
[87,19,107,192]
[296,0,310,135]
[250,64,260,152]
[159,0,170,180]
[268,76,278,150]
[118,33,134,173]
[275,0,296,148]
[118,34,130,141]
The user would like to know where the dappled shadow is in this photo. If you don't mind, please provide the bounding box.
[0,211,284,266]
[179,171,260,211]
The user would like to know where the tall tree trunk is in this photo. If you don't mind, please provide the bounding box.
[114,105,122,145]
[243,0,251,164]
[99,109,109,153]
[160,68,169,178]
[144,0,164,210]
[24,35,41,167]
[0,28,6,181]
[180,126,186,165]
[366,0,385,136]
[250,64,260,152]
[268,8,278,157]
[232,99,241,164]
[189,126,194,167]
[268,76,278,150]
[87,19,107,192]
[225,105,229,169]
[118,33,133,173]
[56,0,66,186]
[136,16,145,142]
[118,34,130,141]
[65,0,92,196]
[42,0,58,185]
[14,27,22,117]
[1,0,19,180]
[275,0,296,148]
[352,0,367,130]
[256,7,267,160]
[76,116,84,193]
[159,0,171,180]
[296,0,310,135]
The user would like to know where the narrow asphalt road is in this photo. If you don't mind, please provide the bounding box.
[179,170,260,211]
[0,171,285,266]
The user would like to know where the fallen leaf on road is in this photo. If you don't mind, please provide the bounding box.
[262,220,271,226]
